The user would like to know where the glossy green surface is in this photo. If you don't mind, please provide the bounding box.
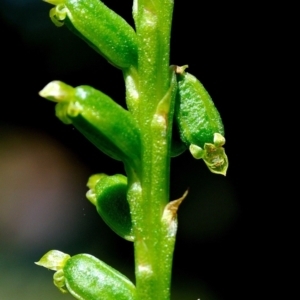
[64,254,136,300]
[93,174,133,241]
[175,72,224,148]
[47,0,138,69]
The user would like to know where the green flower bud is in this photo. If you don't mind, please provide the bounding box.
[39,81,141,164]
[36,251,136,300]
[44,0,138,69]
[174,66,228,175]
[86,173,133,241]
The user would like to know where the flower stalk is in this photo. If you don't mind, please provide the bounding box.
[36,1,228,299]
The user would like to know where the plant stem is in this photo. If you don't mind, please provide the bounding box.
[126,1,175,299]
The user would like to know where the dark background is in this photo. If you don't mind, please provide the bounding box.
[0,1,258,299]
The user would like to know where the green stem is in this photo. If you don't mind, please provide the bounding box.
[126,1,175,299]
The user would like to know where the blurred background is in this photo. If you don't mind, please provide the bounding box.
[0,1,256,299]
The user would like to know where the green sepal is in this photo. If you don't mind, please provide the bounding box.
[35,250,70,293]
[189,144,205,159]
[53,269,67,293]
[86,173,107,206]
[35,249,70,271]
[39,81,141,165]
[44,0,138,69]
[87,174,134,241]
